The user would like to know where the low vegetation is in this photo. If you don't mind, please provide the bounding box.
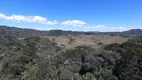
[0,33,142,80]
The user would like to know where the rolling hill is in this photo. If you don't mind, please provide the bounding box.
[0,25,142,37]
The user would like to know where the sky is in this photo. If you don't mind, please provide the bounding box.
[0,0,142,32]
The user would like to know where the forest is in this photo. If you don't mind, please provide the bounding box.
[0,32,141,80]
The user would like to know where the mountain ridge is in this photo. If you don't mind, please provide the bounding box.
[0,25,142,37]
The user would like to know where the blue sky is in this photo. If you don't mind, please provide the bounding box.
[0,0,142,31]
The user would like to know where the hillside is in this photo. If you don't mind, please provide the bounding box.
[0,35,141,80]
[121,29,142,36]
[0,25,142,80]
[0,25,47,37]
[0,25,142,37]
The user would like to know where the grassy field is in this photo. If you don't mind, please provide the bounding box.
[43,35,129,49]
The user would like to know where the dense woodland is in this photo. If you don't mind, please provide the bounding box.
[0,26,142,80]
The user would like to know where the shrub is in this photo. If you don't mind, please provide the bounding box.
[114,52,142,80]
[58,68,73,80]
[97,42,103,45]
[68,37,76,44]
[104,43,120,51]
[14,53,28,64]
[24,36,40,43]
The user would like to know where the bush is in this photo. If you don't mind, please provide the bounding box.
[114,52,142,80]
[24,36,40,43]
[97,42,103,45]
[1,63,25,78]
[104,43,120,51]
[68,37,76,44]
[14,53,28,64]
[58,68,73,80]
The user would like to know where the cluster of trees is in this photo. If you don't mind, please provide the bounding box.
[0,36,40,79]
[0,35,142,80]
[105,36,142,80]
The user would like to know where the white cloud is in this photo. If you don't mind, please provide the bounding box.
[109,27,132,32]
[0,13,58,25]
[0,13,137,32]
[61,20,87,26]
[84,25,106,29]
[79,25,133,32]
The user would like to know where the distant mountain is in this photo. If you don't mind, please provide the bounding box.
[0,25,47,37]
[0,25,86,37]
[0,25,142,37]
[121,29,142,36]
